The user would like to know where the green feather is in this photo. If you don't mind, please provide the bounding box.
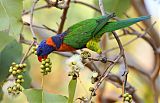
[63,16,150,49]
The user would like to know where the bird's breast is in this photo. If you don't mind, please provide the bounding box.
[57,43,76,51]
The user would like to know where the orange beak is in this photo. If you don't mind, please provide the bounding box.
[38,55,48,62]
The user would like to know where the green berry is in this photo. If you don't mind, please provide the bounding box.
[125,97,130,101]
[18,75,23,79]
[34,51,37,55]
[49,65,52,69]
[19,64,23,68]
[10,66,13,69]
[123,93,129,97]
[16,79,21,83]
[89,87,94,92]
[45,68,50,72]
[17,69,21,73]
[12,62,16,66]
[40,65,45,69]
[8,87,12,92]
[45,58,50,63]
[42,61,45,65]
[15,64,19,68]
[12,71,17,75]
[71,61,77,65]
[49,62,52,65]
[31,50,35,53]
[9,68,13,73]
[41,70,44,73]
[92,72,98,78]
[33,47,37,50]
[129,99,132,103]
[45,63,50,67]
[12,86,17,91]
[23,63,27,67]
[21,79,24,83]
[16,84,21,88]
[128,95,132,99]
[13,67,17,71]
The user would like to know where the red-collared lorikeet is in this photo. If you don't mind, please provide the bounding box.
[37,13,150,62]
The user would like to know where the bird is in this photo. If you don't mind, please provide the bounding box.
[36,13,150,62]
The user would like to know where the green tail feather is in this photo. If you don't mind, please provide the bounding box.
[96,16,150,37]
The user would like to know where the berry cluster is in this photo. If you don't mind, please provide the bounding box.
[8,62,26,96]
[123,93,132,103]
[31,46,37,55]
[68,61,81,79]
[80,51,91,59]
[89,87,96,96]
[9,62,26,76]
[40,58,52,75]
[7,83,23,96]
[91,71,99,84]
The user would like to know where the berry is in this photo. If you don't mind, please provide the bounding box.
[8,87,12,93]
[21,79,24,83]
[12,71,17,75]
[125,97,130,101]
[16,84,20,88]
[41,70,44,73]
[13,67,17,71]
[92,72,98,78]
[16,79,21,83]
[12,62,16,66]
[128,95,132,99]
[12,86,17,91]
[49,62,52,65]
[45,68,50,72]
[42,61,45,65]
[9,68,13,73]
[18,75,23,79]
[89,87,94,92]
[40,65,45,69]
[40,57,52,75]
[15,64,19,68]
[19,64,23,68]
[23,63,27,67]
[17,69,21,73]
[45,63,50,67]
[45,58,50,63]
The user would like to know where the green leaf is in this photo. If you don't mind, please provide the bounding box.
[94,0,131,17]
[23,89,68,103]
[0,31,22,82]
[68,79,77,103]
[0,89,3,101]
[0,0,23,39]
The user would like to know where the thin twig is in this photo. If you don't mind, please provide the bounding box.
[24,22,57,33]
[20,41,35,64]
[98,0,107,16]
[57,0,71,34]
[112,31,128,95]
[30,0,39,40]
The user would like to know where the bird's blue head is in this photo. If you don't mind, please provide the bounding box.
[37,40,54,62]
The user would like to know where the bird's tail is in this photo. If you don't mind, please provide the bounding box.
[96,16,150,37]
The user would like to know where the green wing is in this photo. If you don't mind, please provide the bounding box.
[95,16,150,38]
[63,14,114,49]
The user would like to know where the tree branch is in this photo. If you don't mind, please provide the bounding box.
[57,0,71,34]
